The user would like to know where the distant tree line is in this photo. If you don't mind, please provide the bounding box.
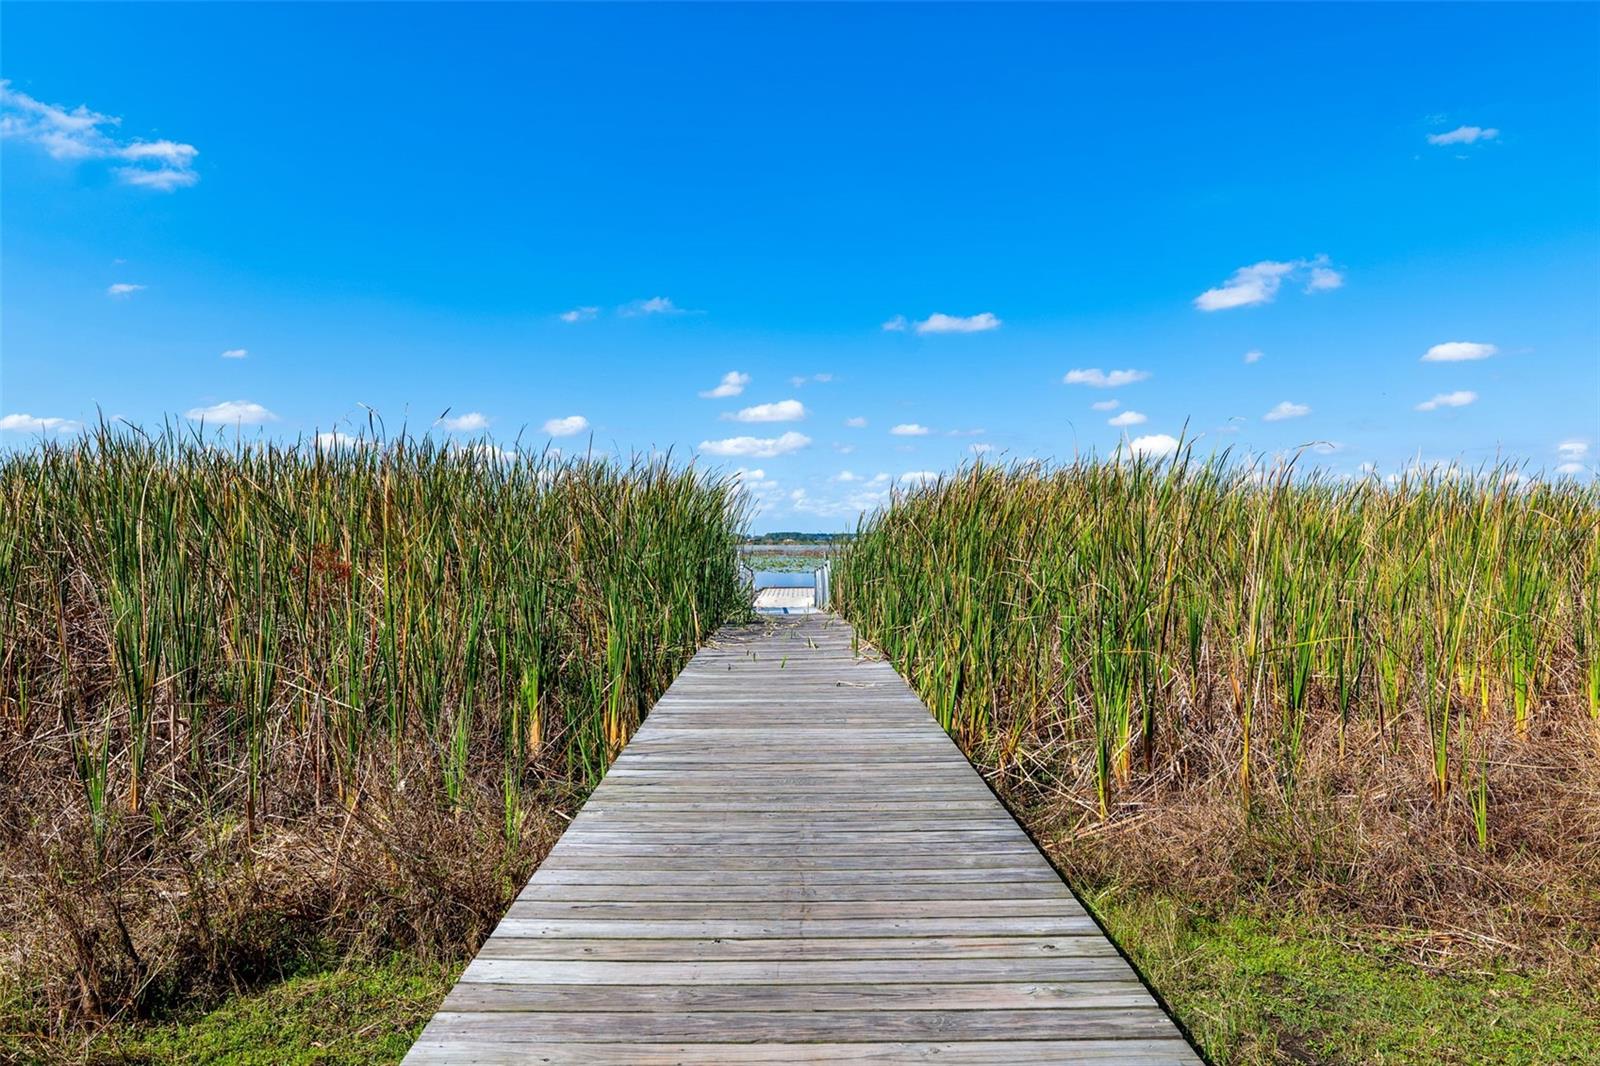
[741,532,853,545]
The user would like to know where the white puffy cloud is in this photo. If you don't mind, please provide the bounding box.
[437,411,490,432]
[726,399,806,423]
[1108,410,1147,427]
[1306,267,1343,292]
[559,306,599,323]
[620,296,684,316]
[899,470,940,485]
[1127,433,1180,458]
[1,81,199,190]
[0,412,81,433]
[699,371,749,399]
[731,467,781,513]
[107,283,144,297]
[697,431,811,458]
[113,141,198,189]
[844,416,868,428]
[115,160,198,191]
[313,431,371,452]
[1422,341,1498,362]
[1193,261,1296,311]
[1556,440,1588,462]
[1243,349,1264,364]
[1263,401,1311,422]
[1415,390,1477,412]
[914,312,1001,334]
[1091,399,1120,411]
[970,442,994,455]
[185,400,278,425]
[790,472,896,520]
[1427,125,1499,146]
[456,441,518,463]
[543,415,590,437]
[834,470,860,482]
[1193,256,1342,311]
[1063,368,1150,388]
[890,423,931,436]
[1556,462,1587,476]
[881,315,908,332]
[0,83,112,161]
[221,348,248,359]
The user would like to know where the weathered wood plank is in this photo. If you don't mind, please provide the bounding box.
[533,853,1054,870]
[405,1040,1202,1065]
[518,877,1081,896]
[473,936,1119,962]
[524,867,1064,886]
[458,958,1139,985]
[402,615,1199,1064]
[416,1008,1181,1041]
[441,980,1157,1012]
[551,827,1028,842]
[573,806,1017,816]
[545,840,1034,853]
[502,899,1087,920]
[488,916,1103,938]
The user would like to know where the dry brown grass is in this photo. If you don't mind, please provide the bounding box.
[1,745,568,1029]
[1024,694,1600,982]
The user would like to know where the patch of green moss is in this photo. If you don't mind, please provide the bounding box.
[1087,888,1600,1065]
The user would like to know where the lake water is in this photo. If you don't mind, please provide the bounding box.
[752,570,816,590]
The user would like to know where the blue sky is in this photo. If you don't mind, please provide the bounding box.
[3,3,1597,531]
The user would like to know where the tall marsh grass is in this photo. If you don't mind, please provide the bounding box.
[838,454,1600,965]
[0,425,747,1028]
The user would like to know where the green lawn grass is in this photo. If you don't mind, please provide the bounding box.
[1088,888,1600,1065]
[3,958,457,1066]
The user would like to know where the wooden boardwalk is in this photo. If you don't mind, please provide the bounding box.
[404,615,1200,1064]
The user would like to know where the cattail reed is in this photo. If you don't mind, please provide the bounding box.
[0,422,748,1026]
[837,452,1600,843]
